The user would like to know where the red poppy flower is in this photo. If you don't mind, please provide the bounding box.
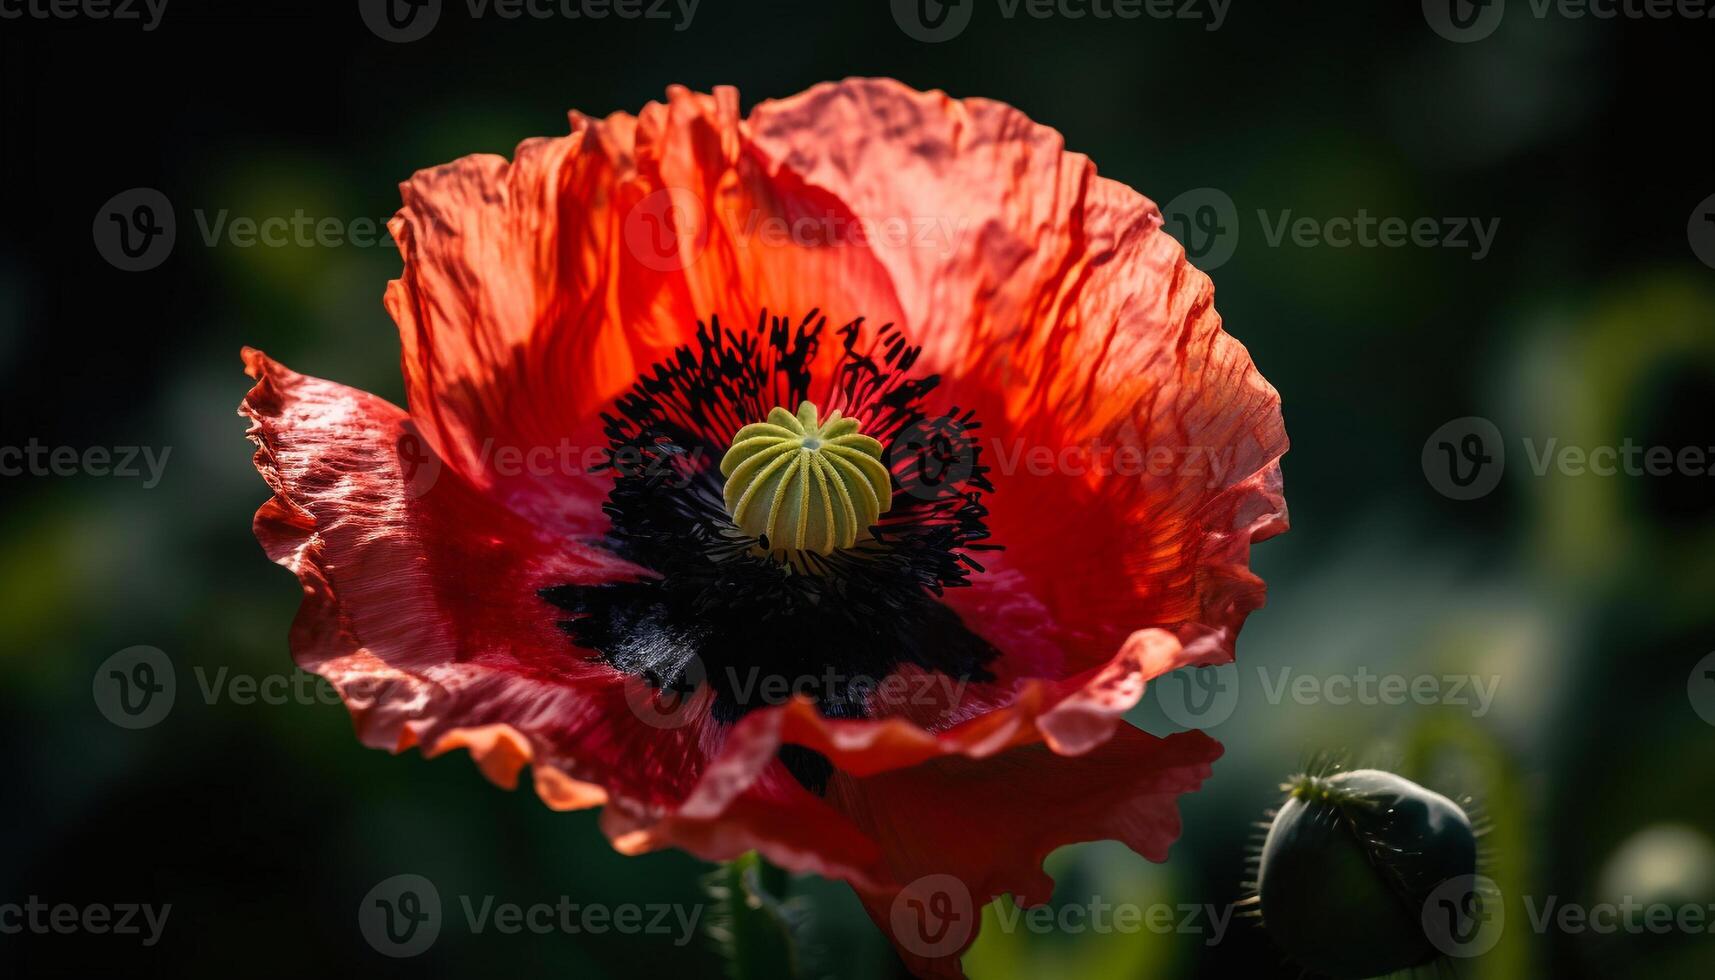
[240,79,1286,977]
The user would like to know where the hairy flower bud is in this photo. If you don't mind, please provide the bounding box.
[1254,768,1479,979]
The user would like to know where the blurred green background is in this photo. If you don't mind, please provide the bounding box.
[2,2,1712,977]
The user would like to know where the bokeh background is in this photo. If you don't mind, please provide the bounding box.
[3,1,1713,977]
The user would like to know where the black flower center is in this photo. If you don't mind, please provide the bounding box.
[540,311,1002,789]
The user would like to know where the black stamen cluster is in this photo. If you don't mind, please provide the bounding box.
[541,311,1004,790]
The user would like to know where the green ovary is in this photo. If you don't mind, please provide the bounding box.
[719,401,893,555]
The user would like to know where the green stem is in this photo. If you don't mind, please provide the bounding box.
[705,851,801,980]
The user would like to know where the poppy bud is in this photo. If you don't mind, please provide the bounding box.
[1254,768,1479,979]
